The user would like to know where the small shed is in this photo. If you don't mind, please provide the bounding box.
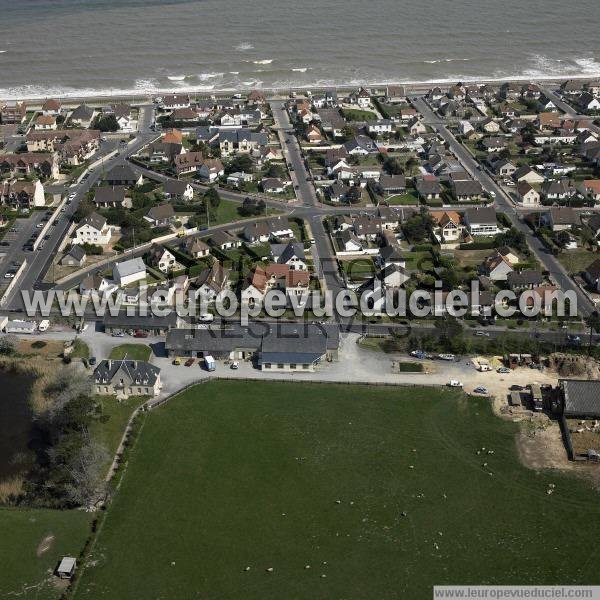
[509,391,522,407]
[60,245,87,267]
[56,556,76,579]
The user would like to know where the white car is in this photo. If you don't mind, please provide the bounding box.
[448,380,463,388]
[505,180,515,187]
[198,314,214,323]
[438,354,455,361]
[36,223,44,228]
[3,272,15,279]
[230,361,239,370]
[475,331,490,337]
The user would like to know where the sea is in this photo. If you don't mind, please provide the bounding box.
[0,0,599,100]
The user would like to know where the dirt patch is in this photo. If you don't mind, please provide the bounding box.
[36,534,55,557]
[16,339,65,359]
[516,416,600,488]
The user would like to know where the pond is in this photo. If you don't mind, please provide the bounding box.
[0,370,37,481]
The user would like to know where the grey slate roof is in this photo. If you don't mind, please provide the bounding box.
[464,206,497,225]
[94,359,160,386]
[105,163,138,184]
[79,211,106,231]
[64,245,86,261]
[562,379,600,418]
[453,179,484,197]
[104,310,178,330]
[94,186,127,205]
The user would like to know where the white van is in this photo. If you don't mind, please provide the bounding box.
[38,319,50,332]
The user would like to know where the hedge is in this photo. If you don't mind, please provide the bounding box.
[458,241,496,250]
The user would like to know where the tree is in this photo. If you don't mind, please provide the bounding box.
[226,154,254,175]
[265,163,285,179]
[555,230,571,249]
[92,113,119,132]
[73,198,95,222]
[383,157,404,175]
[203,187,221,210]
[0,334,17,355]
[585,311,600,355]
[341,125,355,141]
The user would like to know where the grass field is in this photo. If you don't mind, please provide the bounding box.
[74,381,600,599]
[558,248,596,274]
[0,508,92,599]
[108,344,152,361]
[341,108,377,122]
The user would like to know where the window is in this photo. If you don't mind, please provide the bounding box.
[277,364,284,369]
[264,363,271,369]
[302,364,310,370]
[290,364,296,370]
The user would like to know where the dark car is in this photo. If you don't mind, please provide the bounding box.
[88,356,97,366]
[133,330,148,338]
[509,384,524,391]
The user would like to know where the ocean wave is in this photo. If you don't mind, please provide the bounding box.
[291,67,309,73]
[229,71,240,75]
[0,51,7,54]
[167,75,187,81]
[198,72,224,81]
[574,57,600,74]
[253,59,273,65]
[235,42,254,51]
[424,58,471,64]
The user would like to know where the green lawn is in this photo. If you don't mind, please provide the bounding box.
[70,339,90,359]
[558,248,596,274]
[108,344,152,361]
[74,381,600,599]
[341,108,377,122]
[341,258,375,280]
[0,508,92,599]
[385,191,420,205]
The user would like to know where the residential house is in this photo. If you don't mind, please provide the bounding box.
[348,87,371,108]
[0,179,45,208]
[174,151,205,176]
[108,104,136,131]
[353,216,383,241]
[219,129,267,156]
[0,101,27,123]
[93,359,161,398]
[378,174,406,194]
[480,117,500,134]
[161,94,191,111]
[541,179,574,202]
[415,178,441,200]
[261,178,288,194]
[344,135,377,155]
[195,261,230,302]
[481,253,514,281]
[490,157,517,177]
[69,104,96,128]
[198,159,225,183]
[210,230,240,250]
[241,264,310,307]
[41,99,62,116]
[463,207,498,236]
[148,245,177,273]
[584,259,600,292]
[0,152,59,180]
[339,229,364,252]
[513,165,545,185]
[113,257,147,286]
[452,179,483,201]
[580,180,600,204]
[575,93,600,112]
[93,186,131,209]
[181,237,210,259]
[482,136,507,152]
[306,124,323,143]
[163,179,194,201]
[144,203,176,227]
[226,171,254,188]
[80,274,112,297]
[368,120,393,135]
[270,242,307,270]
[516,182,540,206]
[105,164,142,186]
[319,108,345,138]
[34,115,57,130]
[60,245,87,267]
[73,212,112,246]
[541,207,578,232]
[507,270,543,291]
[327,180,351,203]
[430,210,463,243]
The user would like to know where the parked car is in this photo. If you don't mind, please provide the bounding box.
[172,357,181,366]
[185,358,195,367]
[448,380,463,387]
[230,361,239,370]
[475,331,490,337]
[497,367,511,374]
[111,330,125,337]
[473,386,489,395]
[89,356,97,366]
[133,330,148,338]
[510,384,524,391]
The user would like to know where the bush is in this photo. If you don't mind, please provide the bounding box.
[459,241,496,250]
[31,341,47,349]
[412,243,433,252]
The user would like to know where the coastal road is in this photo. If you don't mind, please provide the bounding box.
[412,96,595,318]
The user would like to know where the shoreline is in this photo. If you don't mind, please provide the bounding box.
[4,72,599,105]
